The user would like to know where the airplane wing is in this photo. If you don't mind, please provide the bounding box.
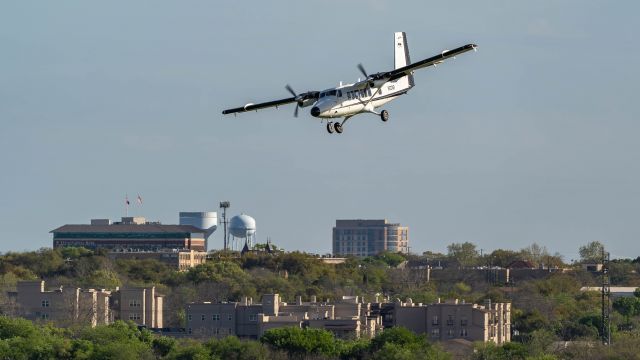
[355,43,477,88]
[222,97,297,115]
[386,43,477,80]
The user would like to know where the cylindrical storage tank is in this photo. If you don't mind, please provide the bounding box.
[229,214,256,238]
[179,212,218,239]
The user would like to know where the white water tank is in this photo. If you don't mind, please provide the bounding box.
[229,214,256,238]
[179,212,218,239]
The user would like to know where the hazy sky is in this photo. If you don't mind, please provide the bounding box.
[1,1,639,260]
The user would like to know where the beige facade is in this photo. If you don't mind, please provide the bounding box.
[113,287,163,328]
[333,219,409,257]
[107,250,207,270]
[393,299,511,345]
[12,281,111,327]
[9,281,163,329]
[185,294,382,340]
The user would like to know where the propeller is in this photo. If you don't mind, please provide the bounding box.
[285,84,301,117]
[357,63,368,79]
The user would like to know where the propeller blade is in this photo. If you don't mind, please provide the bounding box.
[285,84,297,97]
[294,104,299,118]
[357,63,368,78]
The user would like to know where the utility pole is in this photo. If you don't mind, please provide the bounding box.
[601,249,611,345]
[219,201,230,251]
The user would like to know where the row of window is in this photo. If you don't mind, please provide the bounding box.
[187,328,234,335]
[347,88,373,100]
[187,313,257,322]
[318,87,375,101]
[129,313,141,320]
[431,328,468,337]
[432,316,468,326]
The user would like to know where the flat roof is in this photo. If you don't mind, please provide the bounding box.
[51,224,203,234]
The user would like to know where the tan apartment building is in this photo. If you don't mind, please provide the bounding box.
[10,281,111,327]
[185,294,382,340]
[333,219,409,257]
[393,298,511,344]
[112,286,163,328]
[8,281,163,329]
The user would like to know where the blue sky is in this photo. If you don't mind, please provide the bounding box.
[1,1,639,260]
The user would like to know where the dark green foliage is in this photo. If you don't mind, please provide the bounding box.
[261,327,340,358]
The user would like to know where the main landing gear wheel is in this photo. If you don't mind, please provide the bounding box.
[334,122,343,134]
[326,122,335,134]
[381,110,389,122]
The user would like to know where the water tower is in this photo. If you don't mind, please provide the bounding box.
[179,212,218,251]
[229,214,256,250]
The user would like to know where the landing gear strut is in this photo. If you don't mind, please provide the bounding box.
[380,110,389,122]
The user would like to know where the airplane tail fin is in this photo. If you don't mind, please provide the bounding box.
[394,32,415,87]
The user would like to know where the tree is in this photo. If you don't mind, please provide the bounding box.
[447,242,479,268]
[613,296,640,325]
[260,327,338,357]
[578,241,605,263]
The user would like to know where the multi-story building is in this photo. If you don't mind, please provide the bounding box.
[8,281,163,329]
[111,286,163,328]
[184,294,510,346]
[185,294,382,340]
[333,219,409,257]
[9,281,111,327]
[51,217,206,252]
[392,298,511,344]
[107,249,207,271]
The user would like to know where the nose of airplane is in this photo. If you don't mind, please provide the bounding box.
[310,107,320,117]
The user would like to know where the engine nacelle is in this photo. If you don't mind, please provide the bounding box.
[369,79,387,88]
[298,98,316,108]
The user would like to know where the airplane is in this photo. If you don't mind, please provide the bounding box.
[222,32,477,134]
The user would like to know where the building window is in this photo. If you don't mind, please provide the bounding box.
[41,313,49,320]
[460,328,468,337]
[188,328,192,334]
[188,314,192,321]
[227,314,233,321]
[447,329,454,338]
[129,300,141,307]
[212,314,220,321]
[201,314,206,321]
[432,315,438,325]
[431,328,440,336]
[447,315,455,326]
[128,313,141,320]
[249,314,257,322]
[41,300,50,308]
[460,318,468,326]
[228,328,233,334]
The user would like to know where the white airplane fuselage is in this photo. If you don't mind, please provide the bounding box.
[309,79,411,119]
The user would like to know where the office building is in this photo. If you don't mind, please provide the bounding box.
[51,217,206,252]
[333,219,409,257]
